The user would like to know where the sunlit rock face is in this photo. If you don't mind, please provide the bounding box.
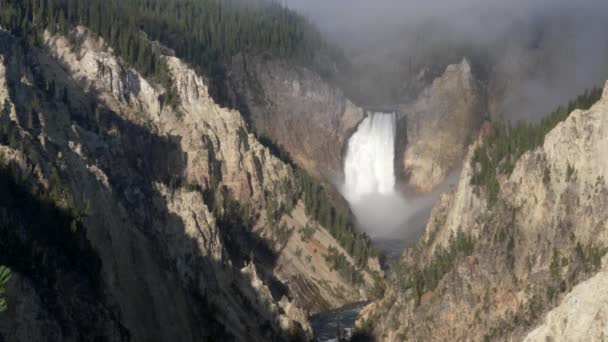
[399,59,483,194]
[359,83,608,342]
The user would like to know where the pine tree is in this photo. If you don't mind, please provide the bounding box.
[0,266,11,314]
[0,100,10,118]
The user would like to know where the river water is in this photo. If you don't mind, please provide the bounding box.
[310,302,368,342]
[320,111,462,341]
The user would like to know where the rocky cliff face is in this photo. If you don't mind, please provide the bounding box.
[228,54,364,179]
[0,27,378,341]
[523,261,608,342]
[398,59,484,193]
[359,82,608,341]
[228,54,484,197]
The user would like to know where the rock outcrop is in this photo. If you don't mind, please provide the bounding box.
[359,81,608,341]
[228,54,364,179]
[523,260,608,342]
[398,59,484,193]
[228,55,483,196]
[0,27,379,341]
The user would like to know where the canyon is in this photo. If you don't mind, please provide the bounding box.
[0,27,382,341]
[357,82,608,341]
[1,1,608,341]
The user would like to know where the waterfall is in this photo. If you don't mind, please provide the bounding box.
[343,112,397,202]
[342,111,411,249]
[342,111,460,256]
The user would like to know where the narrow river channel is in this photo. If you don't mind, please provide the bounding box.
[310,302,369,341]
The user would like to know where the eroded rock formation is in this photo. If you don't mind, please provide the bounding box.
[0,27,380,341]
[228,54,364,179]
[359,82,608,341]
[398,59,484,193]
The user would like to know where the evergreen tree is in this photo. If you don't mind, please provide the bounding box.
[0,0,341,101]
[0,100,10,118]
[471,87,603,206]
[0,0,373,271]
[0,266,11,314]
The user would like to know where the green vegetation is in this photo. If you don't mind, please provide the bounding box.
[0,266,10,314]
[257,132,378,268]
[271,222,293,247]
[212,193,282,267]
[0,160,98,262]
[0,0,374,270]
[0,159,104,331]
[0,0,338,103]
[297,169,377,267]
[299,224,316,242]
[201,131,377,271]
[325,246,364,285]
[396,229,475,304]
[1,101,10,119]
[0,0,180,106]
[486,240,608,341]
[471,87,602,206]
[574,242,608,274]
[132,0,338,75]
[1,115,90,226]
[546,248,566,301]
[566,163,576,182]
[549,248,561,281]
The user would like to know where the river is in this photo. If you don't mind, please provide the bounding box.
[310,302,369,342]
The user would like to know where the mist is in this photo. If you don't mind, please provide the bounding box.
[285,0,608,255]
[286,0,608,120]
[340,111,462,257]
[285,0,608,46]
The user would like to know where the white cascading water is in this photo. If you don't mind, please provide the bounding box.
[343,112,397,202]
[342,112,462,256]
[342,112,412,245]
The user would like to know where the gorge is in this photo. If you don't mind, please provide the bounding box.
[1,0,608,341]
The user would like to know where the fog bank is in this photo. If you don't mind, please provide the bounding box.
[286,0,608,120]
